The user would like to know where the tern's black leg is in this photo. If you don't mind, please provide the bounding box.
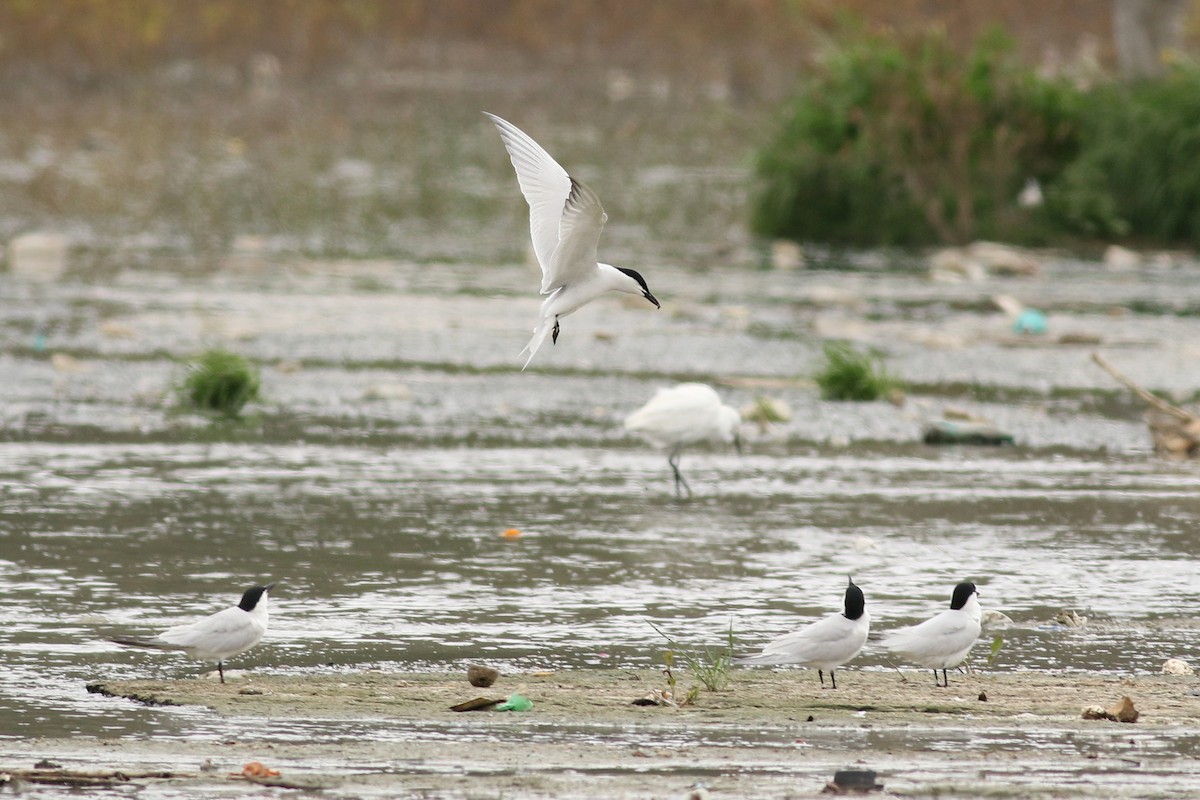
[818,670,826,688]
[551,318,560,345]
[831,670,838,689]
[668,449,692,498]
[218,661,225,684]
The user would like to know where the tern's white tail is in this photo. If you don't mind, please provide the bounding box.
[520,318,555,371]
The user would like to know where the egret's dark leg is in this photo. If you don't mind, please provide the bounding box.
[942,668,949,687]
[218,662,225,684]
[932,669,940,687]
[818,670,826,688]
[551,318,560,345]
[668,449,692,498]
[830,670,838,689]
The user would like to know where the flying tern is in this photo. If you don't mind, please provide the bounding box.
[484,112,660,369]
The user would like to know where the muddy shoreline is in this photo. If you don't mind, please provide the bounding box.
[4,667,1195,798]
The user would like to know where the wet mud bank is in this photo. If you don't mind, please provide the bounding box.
[21,668,1193,798]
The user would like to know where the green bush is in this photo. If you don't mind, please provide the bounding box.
[815,341,895,401]
[1043,65,1200,245]
[751,27,1081,247]
[180,349,261,417]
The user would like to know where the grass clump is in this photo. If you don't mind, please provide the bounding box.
[180,349,261,417]
[751,26,1080,247]
[650,621,736,697]
[815,341,896,401]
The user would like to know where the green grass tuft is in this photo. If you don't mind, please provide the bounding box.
[650,621,736,694]
[815,341,896,401]
[180,349,261,417]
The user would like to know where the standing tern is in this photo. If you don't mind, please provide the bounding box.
[111,583,274,683]
[624,382,741,497]
[883,581,981,687]
[484,112,660,369]
[737,577,870,689]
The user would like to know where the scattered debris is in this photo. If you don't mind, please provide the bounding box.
[501,528,523,540]
[33,759,63,769]
[0,768,180,788]
[1162,658,1194,676]
[930,241,1041,282]
[468,665,500,688]
[922,420,1015,446]
[1092,352,1200,459]
[1055,610,1088,629]
[824,769,884,794]
[1013,308,1048,335]
[494,693,533,712]
[239,762,280,779]
[981,610,1015,633]
[978,691,988,702]
[632,689,678,707]
[1083,696,1139,723]
[450,696,503,712]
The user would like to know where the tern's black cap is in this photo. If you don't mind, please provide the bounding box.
[238,583,275,611]
[949,582,977,610]
[843,577,866,620]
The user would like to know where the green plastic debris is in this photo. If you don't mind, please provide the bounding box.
[494,693,533,712]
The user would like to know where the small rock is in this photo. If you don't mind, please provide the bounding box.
[1082,696,1139,723]
[1104,244,1142,271]
[1110,696,1139,723]
[929,248,985,283]
[33,759,62,769]
[1162,658,1194,676]
[50,353,87,374]
[363,383,412,401]
[467,665,500,688]
[99,320,138,339]
[978,691,988,702]
[8,231,70,282]
[770,239,805,270]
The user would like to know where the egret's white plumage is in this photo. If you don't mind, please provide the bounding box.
[624,383,741,497]
[883,581,981,687]
[112,584,274,683]
[738,578,870,689]
[484,112,660,369]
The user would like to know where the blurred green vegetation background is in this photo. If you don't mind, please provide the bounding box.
[1,0,1199,266]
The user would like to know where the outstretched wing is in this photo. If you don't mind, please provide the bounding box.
[485,112,574,289]
[546,177,607,293]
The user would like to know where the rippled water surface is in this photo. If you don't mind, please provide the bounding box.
[4,252,1200,758]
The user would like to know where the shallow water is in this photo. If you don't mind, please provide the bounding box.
[3,254,1200,763]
